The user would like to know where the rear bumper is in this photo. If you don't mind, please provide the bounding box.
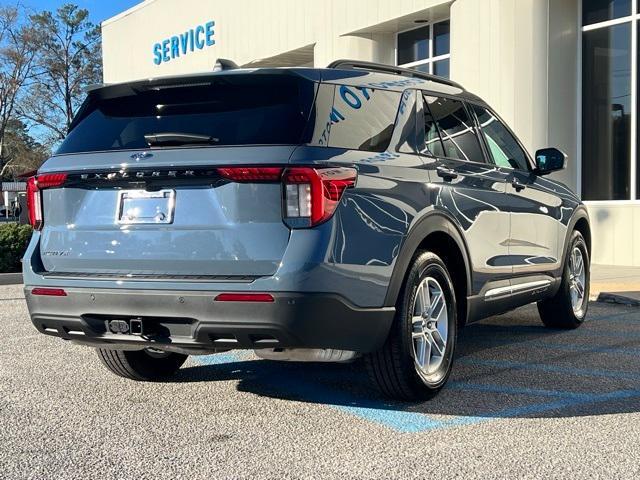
[25,286,395,353]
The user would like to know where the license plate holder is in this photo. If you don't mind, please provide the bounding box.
[116,189,176,225]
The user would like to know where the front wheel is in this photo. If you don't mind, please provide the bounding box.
[365,251,457,401]
[538,230,590,329]
[96,348,188,381]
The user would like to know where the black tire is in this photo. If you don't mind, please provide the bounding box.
[365,251,457,401]
[96,348,188,381]
[538,231,590,329]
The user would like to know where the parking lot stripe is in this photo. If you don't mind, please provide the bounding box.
[191,353,640,434]
[447,381,593,400]
[458,358,640,381]
[467,324,640,340]
[444,388,640,428]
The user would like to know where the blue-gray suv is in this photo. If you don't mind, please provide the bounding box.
[23,61,591,400]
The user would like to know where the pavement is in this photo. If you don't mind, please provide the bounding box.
[1,284,640,479]
[590,264,640,306]
[0,273,22,286]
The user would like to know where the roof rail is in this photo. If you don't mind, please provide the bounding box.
[327,59,464,90]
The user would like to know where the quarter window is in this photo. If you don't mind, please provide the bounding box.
[472,104,531,171]
[423,95,485,163]
[312,84,401,152]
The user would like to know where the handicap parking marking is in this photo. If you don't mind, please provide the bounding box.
[190,302,640,435]
[190,350,640,434]
[457,358,640,382]
[467,323,640,340]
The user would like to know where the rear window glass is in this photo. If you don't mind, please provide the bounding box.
[312,84,401,152]
[57,75,316,154]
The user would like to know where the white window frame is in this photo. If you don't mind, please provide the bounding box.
[395,19,451,75]
[580,0,639,201]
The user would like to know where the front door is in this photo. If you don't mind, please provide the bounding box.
[470,104,562,278]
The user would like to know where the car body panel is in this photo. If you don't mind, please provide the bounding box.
[23,65,590,353]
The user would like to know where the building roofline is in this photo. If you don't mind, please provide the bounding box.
[101,0,157,28]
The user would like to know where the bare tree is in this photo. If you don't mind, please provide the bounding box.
[0,5,38,172]
[0,118,48,179]
[20,3,102,143]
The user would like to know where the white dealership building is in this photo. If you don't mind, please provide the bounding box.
[102,0,640,266]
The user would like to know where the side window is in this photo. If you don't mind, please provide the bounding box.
[471,104,531,171]
[421,96,445,157]
[320,85,401,152]
[424,95,485,163]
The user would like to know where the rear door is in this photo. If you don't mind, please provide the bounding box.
[470,103,562,276]
[37,73,317,278]
[419,94,512,288]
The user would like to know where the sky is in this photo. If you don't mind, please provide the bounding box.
[20,0,142,24]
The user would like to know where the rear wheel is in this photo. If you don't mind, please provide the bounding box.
[366,251,457,401]
[96,348,188,381]
[538,231,590,329]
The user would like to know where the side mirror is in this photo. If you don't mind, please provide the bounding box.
[535,148,567,175]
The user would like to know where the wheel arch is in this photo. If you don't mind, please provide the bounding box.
[384,212,472,327]
[562,206,592,267]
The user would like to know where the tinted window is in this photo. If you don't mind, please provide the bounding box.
[472,104,530,170]
[433,20,450,57]
[424,96,485,162]
[583,0,631,26]
[398,26,430,65]
[421,98,445,157]
[58,75,316,154]
[321,85,400,152]
[582,22,631,200]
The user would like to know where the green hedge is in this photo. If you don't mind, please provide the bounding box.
[0,223,33,273]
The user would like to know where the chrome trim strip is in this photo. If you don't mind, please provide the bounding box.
[485,280,551,300]
[39,272,260,283]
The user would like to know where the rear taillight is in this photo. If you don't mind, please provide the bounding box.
[217,167,283,182]
[217,166,357,228]
[26,173,67,230]
[283,167,357,227]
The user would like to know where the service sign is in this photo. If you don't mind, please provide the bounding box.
[152,21,215,65]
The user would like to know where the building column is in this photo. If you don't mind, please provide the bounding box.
[450,0,579,192]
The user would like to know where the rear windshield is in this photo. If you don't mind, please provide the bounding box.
[57,75,316,154]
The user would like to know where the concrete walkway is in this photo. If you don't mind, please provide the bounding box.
[591,264,640,306]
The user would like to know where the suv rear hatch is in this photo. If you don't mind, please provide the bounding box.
[35,72,318,278]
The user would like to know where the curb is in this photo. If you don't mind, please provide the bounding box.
[0,273,23,286]
[596,292,640,307]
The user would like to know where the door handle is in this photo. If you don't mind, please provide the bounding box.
[436,166,458,181]
[512,180,526,192]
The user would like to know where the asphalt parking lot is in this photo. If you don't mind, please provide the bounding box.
[1,284,640,479]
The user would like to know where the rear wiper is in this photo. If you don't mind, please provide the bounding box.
[144,132,220,147]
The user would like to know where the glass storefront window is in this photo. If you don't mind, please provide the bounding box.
[582,22,632,200]
[433,21,450,57]
[583,0,631,26]
[397,20,451,78]
[433,59,450,78]
[397,26,430,65]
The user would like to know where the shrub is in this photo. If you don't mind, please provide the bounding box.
[0,223,33,273]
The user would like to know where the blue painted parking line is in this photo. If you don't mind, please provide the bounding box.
[448,381,594,400]
[467,324,640,340]
[457,358,640,381]
[191,352,640,434]
[443,388,640,429]
[530,340,640,357]
[462,338,640,357]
